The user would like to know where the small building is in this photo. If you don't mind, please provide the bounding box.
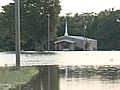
[54,19,97,51]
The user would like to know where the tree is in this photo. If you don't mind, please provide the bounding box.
[58,9,120,50]
[57,13,95,37]
[0,10,15,51]
[0,0,61,51]
[92,9,120,50]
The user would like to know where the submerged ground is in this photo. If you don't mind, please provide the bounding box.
[0,67,39,90]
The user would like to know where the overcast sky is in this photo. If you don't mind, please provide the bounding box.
[0,0,120,16]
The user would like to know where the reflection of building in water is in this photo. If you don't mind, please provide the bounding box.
[54,19,97,51]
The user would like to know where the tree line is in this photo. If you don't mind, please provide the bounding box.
[0,0,61,51]
[0,0,120,51]
[58,9,120,50]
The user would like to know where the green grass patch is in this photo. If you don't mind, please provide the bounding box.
[0,67,39,90]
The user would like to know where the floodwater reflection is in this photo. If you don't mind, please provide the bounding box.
[20,65,120,90]
[1,52,120,90]
[60,65,120,90]
[21,66,59,90]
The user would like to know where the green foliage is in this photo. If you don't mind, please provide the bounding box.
[58,10,120,50]
[0,0,61,51]
[1,1,120,51]
[57,13,95,36]
[91,9,120,50]
[0,67,39,89]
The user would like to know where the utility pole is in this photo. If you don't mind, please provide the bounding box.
[47,14,51,90]
[84,25,86,51]
[15,0,21,68]
[48,66,51,90]
[47,14,50,51]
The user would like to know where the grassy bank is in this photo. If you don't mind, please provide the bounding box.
[0,67,39,90]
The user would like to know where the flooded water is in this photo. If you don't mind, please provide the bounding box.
[60,77,120,90]
[59,66,120,90]
[0,51,120,66]
[19,65,120,90]
[1,51,120,90]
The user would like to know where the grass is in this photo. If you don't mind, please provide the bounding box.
[0,66,39,90]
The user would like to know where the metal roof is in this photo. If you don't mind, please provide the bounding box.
[69,36,97,41]
[57,35,97,42]
[54,39,75,44]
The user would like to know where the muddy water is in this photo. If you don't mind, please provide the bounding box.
[20,66,120,90]
[1,51,120,90]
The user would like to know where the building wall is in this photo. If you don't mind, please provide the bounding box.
[74,41,84,50]
[55,42,75,51]
[87,41,97,50]
[55,36,97,51]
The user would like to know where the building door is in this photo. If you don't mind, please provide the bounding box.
[62,42,70,50]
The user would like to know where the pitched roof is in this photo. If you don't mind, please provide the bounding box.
[54,39,75,44]
[69,36,97,41]
[57,35,97,42]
